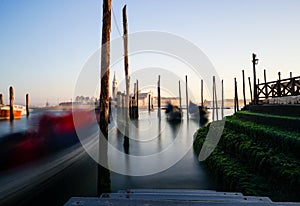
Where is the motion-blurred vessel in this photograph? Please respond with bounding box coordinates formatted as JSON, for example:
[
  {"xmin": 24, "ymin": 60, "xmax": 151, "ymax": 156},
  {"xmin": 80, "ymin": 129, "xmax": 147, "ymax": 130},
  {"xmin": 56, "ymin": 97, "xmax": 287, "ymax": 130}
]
[{"xmin": 0, "ymin": 105, "xmax": 26, "ymax": 120}]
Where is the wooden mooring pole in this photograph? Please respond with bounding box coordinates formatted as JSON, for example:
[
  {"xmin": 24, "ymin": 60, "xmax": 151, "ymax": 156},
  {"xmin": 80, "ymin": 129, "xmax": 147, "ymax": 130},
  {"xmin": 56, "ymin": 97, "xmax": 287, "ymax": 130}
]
[
  {"xmin": 242, "ymin": 70, "xmax": 246, "ymax": 107},
  {"xmin": 235, "ymin": 78, "xmax": 239, "ymax": 111},
  {"xmin": 98, "ymin": 0, "xmax": 112, "ymax": 195},
  {"xmin": 234, "ymin": 79, "xmax": 236, "ymax": 113},
  {"xmin": 148, "ymin": 94, "xmax": 151, "ymax": 112},
  {"xmin": 157, "ymin": 75, "xmax": 161, "ymax": 110},
  {"xmin": 252, "ymin": 53, "xmax": 258, "ymax": 104},
  {"xmin": 122, "ymin": 5, "xmax": 130, "ymax": 151},
  {"xmin": 0, "ymin": 93, "xmax": 3, "ymax": 105},
  {"xmin": 264, "ymin": 69, "xmax": 268, "ymax": 99},
  {"xmin": 26, "ymin": 93, "xmax": 30, "ymax": 117},
  {"xmin": 185, "ymin": 75, "xmax": 189, "ymax": 120},
  {"xmin": 136, "ymin": 79, "xmax": 139, "ymax": 118},
  {"xmin": 201, "ymin": 79, "xmax": 204, "ymax": 107},
  {"xmin": 277, "ymin": 72, "xmax": 281, "ymax": 97},
  {"xmin": 213, "ymin": 76, "xmax": 218, "ymax": 120},
  {"xmin": 9, "ymin": 86, "xmax": 14, "ymax": 121},
  {"xmin": 212, "ymin": 77, "xmax": 215, "ymax": 121},
  {"xmin": 179, "ymin": 80, "xmax": 182, "ymax": 109},
  {"xmin": 221, "ymin": 79, "xmax": 224, "ymax": 118},
  {"xmin": 248, "ymin": 77, "xmax": 253, "ymax": 102},
  {"xmin": 133, "ymin": 82, "xmax": 137, "ymax": 106}
]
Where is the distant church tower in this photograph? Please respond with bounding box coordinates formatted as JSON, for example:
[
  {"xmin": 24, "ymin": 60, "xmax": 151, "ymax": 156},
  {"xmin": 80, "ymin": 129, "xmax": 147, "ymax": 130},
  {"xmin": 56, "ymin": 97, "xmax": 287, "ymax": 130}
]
[{"xmin": 112, "ymin": 71, "xmax": 118, "ymax": 100}]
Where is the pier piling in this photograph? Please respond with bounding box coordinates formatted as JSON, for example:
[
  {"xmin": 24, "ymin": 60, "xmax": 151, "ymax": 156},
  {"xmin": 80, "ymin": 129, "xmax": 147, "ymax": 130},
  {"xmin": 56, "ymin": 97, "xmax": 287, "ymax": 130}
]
[
  {"xmin": 264, "ymin": 69, "xmax": 268, "ymax": 99},
  {"xmin": 26, "ymin": 93, "xmax": 30, "ymax": 117},
  {"xmin": 122, "ymin": 5, "xmax": 130, "ymax": 152},
  {"xmin": 157, "ymin": 75, "xmax": 161, "ymax": 109},
  {"xmin": 248, "ymin": 77, "xmax": 253, "ymax": 102},
  {"xmin": 185, "ymin": 75, "xmax": 189, "ymax": 120},
  {"xmin": 136, "ymin": 79, "xmax": 139, "ymax": 118},
  {"xmin": 212, "ymin": 77, "xmax": 215, "ymax": 121},
  {"xmin": 234, "ymin": 78, "xmax": 239, "ymax": 113},
  {"xmin": 236, "ymin": 78, "xmax": 239, "ymax": 111},
  {"xmin": 179, "ymin": 80, "xmax": 182, "ymax": 109},
  {"xmin": 242, "ymin": 70, "xmax": 246, "ymax": 107},
  {"xmin": 277, "ymin": 72, "xmax": 282, "ymax": 97},
  {"xmin": 98, "ymin": 0, "xmax": 112, "ymax": 195},
  {"xmin": 252, "ymin": 53, "xmax": 258, "ymax": 104},
  {"xmin": 0, "ymin": 93, "xmax": 3, "ymax": 105},
  {"xmin": 221, "ymin": 79, "xmax": 224, "ymax": 118},
  {"xmin": 213, "ymin": 76, "xmax": 218, "ymax": 120},
  {"xmin": 9, "ymin": 86, "xmax": 14, "ymax": 121},
  {"xmin": 201, "ymin": 79, "xmax": 204, "ymax": 107},
  {"xmin": 148, "ymin": 94, "xmax": 151, "ymax": 112}
]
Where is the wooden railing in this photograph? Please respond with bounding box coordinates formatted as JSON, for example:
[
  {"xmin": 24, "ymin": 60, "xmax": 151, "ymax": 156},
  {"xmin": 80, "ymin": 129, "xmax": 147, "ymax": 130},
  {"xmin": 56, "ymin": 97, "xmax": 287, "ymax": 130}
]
[{"xmin": 257, "ymin": 76, "xmax": 300, "ymax": 100}]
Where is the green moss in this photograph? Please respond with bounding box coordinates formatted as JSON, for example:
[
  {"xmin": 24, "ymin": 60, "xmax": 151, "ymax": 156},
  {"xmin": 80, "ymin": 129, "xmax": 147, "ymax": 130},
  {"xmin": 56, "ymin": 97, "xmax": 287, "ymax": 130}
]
[{"xmin": 193, "ymin": 116, "xmax": 300, "ymax": 202}]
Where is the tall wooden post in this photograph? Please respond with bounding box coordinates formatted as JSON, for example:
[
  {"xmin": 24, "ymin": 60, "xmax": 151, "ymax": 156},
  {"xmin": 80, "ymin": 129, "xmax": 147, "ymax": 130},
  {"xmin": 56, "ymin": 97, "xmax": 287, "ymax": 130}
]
[
  {"xmin": 178, "ymin": 80, "xmax": 182, "ymax": 109},
  {"xmin": 123, "ymin": 5, "xmax": 130, "ymax": 112},
  {"xmin": 9, "ymin": 86, "xmax": 14, "ymax": 121},
  {"xmin": 252, "ymin": 53, "xmax": 258, "ymax": 104},
  {"xmin": 133, "ymin": 83, "xmax": 137, "ymax": 106},
  {"xmin": 136, "ymin": 79, "xmax": 139, "ymax": 118},
  {"xmin": 26, "ymin": 93, "xmax": 30, "ymax": 117},
  {"xmin": 235, "ymin": 78, "xmax": 239, "ymax": 111},
  {"xmin": 234, "ymin": 78, "xmax": 236, "ymax": 113},
  {"xmin": 277, "ymin": 72, "xmax": 281, "ymax": 97},
  {"xmin": 201, "ymin": 79, "xmax": 204, "ymax": 107},
  {"xmin": 290, "ymin": 72, "xmax": 293, "ymax": 78},
  {"xmin": 157, "ymin": 75, "xmax": 161, "ymax": 109},
  {"xmin": 148, "ymin": 94, "xmax": 151, "ymax": 112},
  {"xmin": 98, "ymin": 0, "xmax": 112, "ymax": 195},
  {"xmin": 221, "ymin": 79, "xmax": 224, "ymax": 118},
  {"xmin": 185, "ymin": 75, "xmax": 189, "ymax": 119},
  {"xmin": 212, "ymin": 77, "xmax": 215, "ymax": 121},
  {"xmin": 264, "ymin": 69, "xmax": 268, "ymax": 99},
  {"xmin": 242, "ymin": 70, "xmax": 246, "ymax": 107},
  {"xmin": 122, "ymin": 5, "xmax": 130, "ymax": 151},
  {"xmin": 213, "ymin": 76, "xmax": 218, "ymax": 120},
  {"xmin": 0, "ymin": 93, "xmax": 3, "ymax": 105},
  {"xmin": 248, "ymin": 77, "xmax": 253, "ymax": 102}
]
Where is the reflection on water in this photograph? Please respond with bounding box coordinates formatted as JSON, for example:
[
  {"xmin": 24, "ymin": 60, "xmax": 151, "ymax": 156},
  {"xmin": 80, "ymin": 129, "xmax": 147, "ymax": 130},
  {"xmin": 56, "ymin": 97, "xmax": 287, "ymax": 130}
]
[
  {"xmin": 0, "ymin": 107, "xmax": 234, "ymax": 205},
  {"xmin": 0, "ymin": 108, "xmax": 70, "ymax": 138},
  {"xmin": 107, "ymin": 108, "xmax": 228, "ymax": 191}
]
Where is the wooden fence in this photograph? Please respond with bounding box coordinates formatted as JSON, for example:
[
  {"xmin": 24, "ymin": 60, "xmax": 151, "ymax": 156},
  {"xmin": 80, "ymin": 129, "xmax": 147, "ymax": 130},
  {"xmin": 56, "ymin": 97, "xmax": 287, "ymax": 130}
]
[{"xmin": 257, "ymin": 76, "xmax": 300, "ymax": 100}]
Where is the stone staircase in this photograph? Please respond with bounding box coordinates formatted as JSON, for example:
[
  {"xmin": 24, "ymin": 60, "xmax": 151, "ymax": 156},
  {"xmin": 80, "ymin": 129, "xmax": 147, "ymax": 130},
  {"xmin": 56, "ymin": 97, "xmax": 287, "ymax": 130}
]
[{"xmin": 64, "ymin": 189, "xmax": 299, "ymax": 205}]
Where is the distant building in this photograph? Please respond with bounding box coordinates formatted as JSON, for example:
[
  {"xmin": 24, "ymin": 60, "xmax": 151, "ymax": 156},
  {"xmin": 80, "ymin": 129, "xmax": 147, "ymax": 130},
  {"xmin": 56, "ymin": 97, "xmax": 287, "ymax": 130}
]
[
  {"xmin": 134, "ymin": 91, "xmax": 153, "ymax": 108},
  {"xmin": 112, "ymin": 72, "xmax": 118, "ymax": 100},
  {"xmin": 136, "ymin": 91, "xmax": 179, "ymax": 108},
  {"xmin": 203, "ymin": 99, "xmax": 251, "ymax": 108}
]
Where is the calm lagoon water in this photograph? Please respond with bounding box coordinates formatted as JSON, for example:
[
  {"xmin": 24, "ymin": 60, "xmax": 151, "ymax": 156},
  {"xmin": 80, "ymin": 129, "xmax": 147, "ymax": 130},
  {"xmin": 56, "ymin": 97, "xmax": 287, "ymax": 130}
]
[{"xmin": 0, "ymin": 107, "xmax": 234, "ymax": 205}]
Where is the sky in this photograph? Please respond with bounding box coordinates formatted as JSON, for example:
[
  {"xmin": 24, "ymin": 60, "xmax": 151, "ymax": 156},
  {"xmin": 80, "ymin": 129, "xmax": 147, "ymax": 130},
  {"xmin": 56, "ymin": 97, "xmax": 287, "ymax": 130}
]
[{"xmin": 0, "ymin": 0, "xmax": 300, "ymax": 106}]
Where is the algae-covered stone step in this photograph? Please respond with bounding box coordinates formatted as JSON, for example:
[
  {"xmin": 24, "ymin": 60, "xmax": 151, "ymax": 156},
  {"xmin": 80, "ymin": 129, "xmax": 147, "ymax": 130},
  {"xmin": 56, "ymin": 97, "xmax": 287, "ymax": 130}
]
[
  {"xmin": 65, "ymin": 197, "xmax": 299, "ymax": 206},
  {"xmin": 117, "ymin": 189, "xmax": 243, "ymax": 196},
  {"xmin": 102, "ymin": 193, "xmax": 272, "ymax": 203}
]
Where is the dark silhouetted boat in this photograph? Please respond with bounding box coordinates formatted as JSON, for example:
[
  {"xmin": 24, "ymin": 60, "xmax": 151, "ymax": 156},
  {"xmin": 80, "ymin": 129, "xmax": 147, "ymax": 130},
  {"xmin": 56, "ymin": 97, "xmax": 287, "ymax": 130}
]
[
  {"xmin": 165, "ymin": 102, "xmax": 182, "ymax": 122},
  {"xmin": 188, "ymin": 101, "xmax": 208, "ymax": 121}
]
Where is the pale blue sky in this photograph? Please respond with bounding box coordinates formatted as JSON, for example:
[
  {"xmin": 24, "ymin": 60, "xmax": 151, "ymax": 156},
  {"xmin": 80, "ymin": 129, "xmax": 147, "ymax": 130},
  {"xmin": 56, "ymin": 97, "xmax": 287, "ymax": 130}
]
[{"xmin": 1, "ymin": 0, "xmax": 300, "ymax": 105}]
